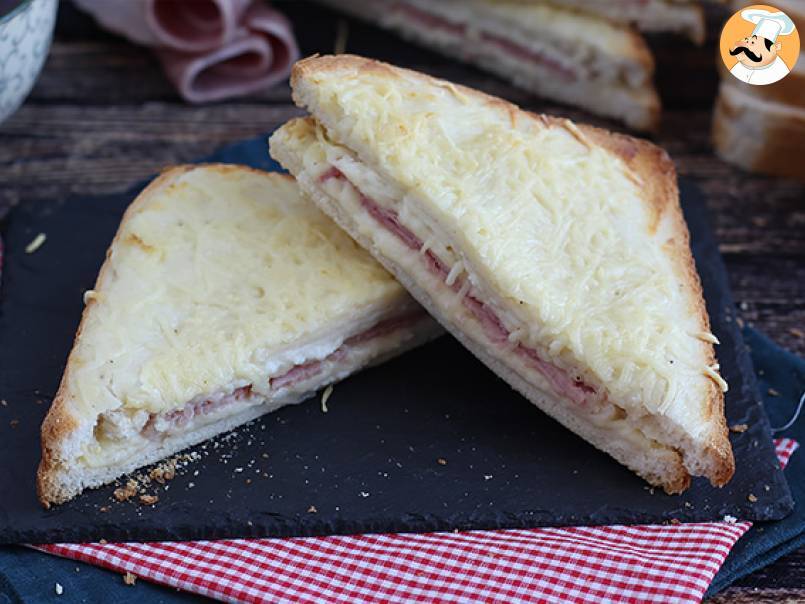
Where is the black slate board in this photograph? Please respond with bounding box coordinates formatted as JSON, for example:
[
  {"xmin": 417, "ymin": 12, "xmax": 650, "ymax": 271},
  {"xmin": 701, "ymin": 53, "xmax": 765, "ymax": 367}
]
[{"xmin": 0, "ymin": 135, "xmax": 793, "ymax": 544}]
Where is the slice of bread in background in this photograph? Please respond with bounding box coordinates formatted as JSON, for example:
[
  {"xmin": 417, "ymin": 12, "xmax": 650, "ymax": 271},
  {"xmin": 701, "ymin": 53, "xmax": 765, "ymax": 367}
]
[
  {"xmin": 713, "ymin": 82, "xmax": 805, "ymax": 182},
  {"xmin": 516, "ymin": 0, "xmax": 706, "ymax": 44},
  {"xmin": 315, "ymin": 0, "xmax": 660, "ymax": 131}
]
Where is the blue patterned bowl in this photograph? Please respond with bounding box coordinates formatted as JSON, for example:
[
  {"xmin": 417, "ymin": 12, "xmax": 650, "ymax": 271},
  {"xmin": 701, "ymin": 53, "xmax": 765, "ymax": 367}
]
[{"xmin": 0, "ymin": 0, "xmax": 58, "ymax": 123}]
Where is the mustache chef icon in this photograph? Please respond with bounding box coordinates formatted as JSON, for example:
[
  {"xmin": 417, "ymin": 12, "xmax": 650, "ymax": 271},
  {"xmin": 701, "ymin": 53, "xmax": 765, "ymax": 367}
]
[{"xmin": 729, "ymin": 8, "xmax": 795, "ymax": 85}]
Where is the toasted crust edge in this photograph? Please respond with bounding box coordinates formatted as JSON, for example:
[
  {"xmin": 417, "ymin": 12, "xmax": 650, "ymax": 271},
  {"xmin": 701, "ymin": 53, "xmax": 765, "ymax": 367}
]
[
  {"xmin": 287, "ymin": 54, "xmax": 734, "ymax": 488},
  {"xmin": 37, "ymin": 165, "xmax": 295, "ymax": 506}
]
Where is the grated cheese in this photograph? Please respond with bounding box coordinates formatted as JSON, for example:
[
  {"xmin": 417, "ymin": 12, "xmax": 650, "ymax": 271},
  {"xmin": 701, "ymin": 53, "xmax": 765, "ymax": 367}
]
[
  {"xmin": 25, "ymin": 232, "xmax": 46, "ymax": 254},
  {"xmin": 321, "ymin": 384, "xmax": 334, "ymax": 412},
  {"xmin": 63, "ymin": 168, "xmax": 404, "ymax": 418},
  {"xmin": 276, "ymin": 64, "xmax": 726, "ymax": 432}
]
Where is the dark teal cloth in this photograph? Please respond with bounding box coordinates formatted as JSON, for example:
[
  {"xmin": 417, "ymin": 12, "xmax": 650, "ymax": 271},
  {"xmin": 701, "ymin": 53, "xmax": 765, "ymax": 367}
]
[
  {"xmin": 705, "ymin": 327, "xmax": 805, "ymax": 596},
  {"xmin": 1, "ymin": 135, "xmax": 801, "ymax": 601}
]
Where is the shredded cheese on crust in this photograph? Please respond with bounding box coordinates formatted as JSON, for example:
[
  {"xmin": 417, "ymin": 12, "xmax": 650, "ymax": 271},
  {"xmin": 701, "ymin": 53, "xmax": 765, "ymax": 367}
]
[
  {"xmin": 64, "ymin": 167, "xmax": 404, "ymax": 416},
  {"xmin": 276, "ymin": 62, "xmax": 726, "ymax": 436}
]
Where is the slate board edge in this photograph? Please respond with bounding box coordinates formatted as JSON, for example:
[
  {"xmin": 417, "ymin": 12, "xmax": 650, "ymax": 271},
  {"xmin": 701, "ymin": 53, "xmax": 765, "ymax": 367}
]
[
  {"xmin": 0, "ymin": 135, "xmax": 793, "ymax": 544},
  {"xmin": 679, "ymin": 180, "xmax": 793, "ymax": 516}
]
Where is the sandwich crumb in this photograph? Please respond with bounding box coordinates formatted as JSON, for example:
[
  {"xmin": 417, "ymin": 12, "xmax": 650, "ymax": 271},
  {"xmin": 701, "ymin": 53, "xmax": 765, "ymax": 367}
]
[
  {"xmin": 437, "ymin": 458, "xmax": 447, "ymax": 466},
  {"xmin": 99, "ymin": 506, "xmax": 110, "ymax": 513},
  {"xmin": 307, "ymin": 505, "xmax": 317, "ymax": 514},
  {"xmin": 730, "ymin": 423, "xmax": 749, "ymax": 433},
  {"xmin": 261, "ymin": 453, "xmax": 269, "ymax": 459},
  {"xmin": 83, "ymin": 290, "xmax": 100, "ymax": 305},
  {"xmin": 723, "ymin": 515, "xmax": 737, "ymax": 524},
  {"xmin": 9, "ymin": 419, "xmax": 18, "ymax": 429},
  {"xmin": 113, "ymin": 479, "xmax": 139, "ymax": 502},
  {"xmin": 321, "ymin": 385, "xmax": 333, "ymax": 413},
  {"xmin": 669, "ymin": 518, "xmax": 680, "ymax": 525},
  {"xmin": 123, "ymin": 572, "xmax": 137, "ymax": 586},
  {"xmin": 768, "ymin": 388, "xmax": 780, "ymax": 397},
  {"xmin": 55, "ymin": 583, "xmax": 63, "ymax": 596},
  {"xmin": 748, "ymin": 493, "xmax": 758, "ymax": 503},
  {"xmin": 149, "ymin": 460, "xmax": 177, "ymax": 484},
  {"xmin": 139, "ymin": 494, "xmax": 159, "ymax": 506},
  {"xmin": 790, "ymin": 328, "xmax": 804, "ymax": 339},
  {"xmin": 25, "ymin": 233, "xmax": 46, "ymax": 254},
  {"xmin": 99, "ymin": 539, "xmax": 108, "ymax": 544}
]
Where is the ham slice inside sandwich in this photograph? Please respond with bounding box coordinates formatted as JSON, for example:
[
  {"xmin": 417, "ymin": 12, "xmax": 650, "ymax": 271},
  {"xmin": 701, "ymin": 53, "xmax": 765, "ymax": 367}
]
[{"xmin": 320, "ymin": 166, "xmax": 598, "ymax": 410}]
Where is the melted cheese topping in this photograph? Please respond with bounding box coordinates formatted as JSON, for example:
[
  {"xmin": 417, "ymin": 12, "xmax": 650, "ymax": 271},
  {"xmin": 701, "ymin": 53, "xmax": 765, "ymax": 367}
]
[
  {"xmin": 280, "ymin": 63, "xmax": 724, "ymax": 426},
  {"xmin": 65, "ymin": 167, "xmax": 404, "ymax": 416},
  {"xmin": 457, "ymin": 0, "xmax": 641, "ymax": 57}
]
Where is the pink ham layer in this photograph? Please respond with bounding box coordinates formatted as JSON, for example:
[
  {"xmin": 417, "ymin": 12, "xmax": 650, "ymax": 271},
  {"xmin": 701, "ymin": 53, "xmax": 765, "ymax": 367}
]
[
  {"xmin": 142, "ymin": 310, "xmax": 427, "ymax": 438},
  {"xmin": 71, "ymin": 0, "xmax": 299, "ymax": 104},
  {"xmin": 392, "ymin": 3, "xmax": 577, "ymax": 82},
  {"xmin": 319, "ymin": 166, "xmax": 597, "ymax": 408}
]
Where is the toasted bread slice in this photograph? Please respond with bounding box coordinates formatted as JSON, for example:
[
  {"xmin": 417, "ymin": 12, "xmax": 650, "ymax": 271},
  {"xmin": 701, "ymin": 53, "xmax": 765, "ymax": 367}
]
[
  {"xmin": 512, "ymin": 0, "xmax": 706, "ymax": 44},
  {"xmin": 38, "ymin": 164, "xmax": 441, "ymax": 506},
  {"xmin": 316, "ymin": 0, "xmax": 660, "ymax": 131},
  {"xmin": 270, "ymin": 55, "xmax": 734, "ymax": 493},
  {"xmin": 713, "ymin": 82, "xmax": 805, "ymax": 182}
]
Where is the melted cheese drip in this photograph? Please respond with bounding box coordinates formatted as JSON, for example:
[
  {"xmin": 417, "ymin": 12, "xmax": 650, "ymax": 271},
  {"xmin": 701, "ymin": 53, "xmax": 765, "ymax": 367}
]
[
  {"xmin": 280, "ymin": 65, "xmax": 724, "ymax": 423},
  {"xmin": 66, "ymin": 168, "xmax": 403, "ymax": 416}
]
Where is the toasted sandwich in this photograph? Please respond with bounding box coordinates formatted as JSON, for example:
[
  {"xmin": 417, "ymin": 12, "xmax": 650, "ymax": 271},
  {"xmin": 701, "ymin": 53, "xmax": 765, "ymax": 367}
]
[
  {"xmin": 316, "ymin": 0, "xmax": 660, "ymax": 131},
  {"xmin": 38, "ymin": 164, "xmax": 441, "ymax": 505},
  {"xmin": 515, "ymin": 0, "xmax": 706, "ymax": 44},
  {"xmin": 270, "ymin": 55, "xmax": 734, "ymax": 494},
  {"xmin": 713, "ymin": 82, "xmax": 805, "ymax": 182}
]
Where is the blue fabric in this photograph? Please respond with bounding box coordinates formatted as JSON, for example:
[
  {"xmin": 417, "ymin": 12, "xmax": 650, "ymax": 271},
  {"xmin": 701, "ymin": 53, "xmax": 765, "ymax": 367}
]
[
  {"xmin": 706, "ymin": 327, "xmax": 805, "ymax": 596},
  {"xmin": 0, "ymin": 134, "xmax": 801, "ymax": 601}
]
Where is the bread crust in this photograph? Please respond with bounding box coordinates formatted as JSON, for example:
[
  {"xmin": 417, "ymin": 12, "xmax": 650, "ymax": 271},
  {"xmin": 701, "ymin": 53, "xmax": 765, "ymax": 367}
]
[
  {"xmin": 287, "ymin": 54, "xmax": 734, "ymax": 488},
  {"xmin": 713, "ymin": 82, "xmax": 805, "ymax": 183},
  {"xmin": 37, "ymin": 166, "xmax": 298, "ymax": 506}
]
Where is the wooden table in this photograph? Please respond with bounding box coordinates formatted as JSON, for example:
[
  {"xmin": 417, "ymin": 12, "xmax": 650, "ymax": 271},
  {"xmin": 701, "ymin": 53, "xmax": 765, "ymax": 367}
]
[{"xmin": 1, "ymin": 2, "xmax": 802, "ymax": 601}]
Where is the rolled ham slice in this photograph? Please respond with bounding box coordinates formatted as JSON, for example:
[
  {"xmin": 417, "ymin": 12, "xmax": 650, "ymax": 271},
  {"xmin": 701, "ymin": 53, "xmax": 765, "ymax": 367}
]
[
  {"xmin": 71, "ymin": 0, "xmax": 298, "ymax": 103},
  {"xmin": 158, "ymin": 5, "xmax": 298, "ymax": 103},
  {"xmin": 147, "ymin": 0, "xmax": 252, "ymax": 52}
]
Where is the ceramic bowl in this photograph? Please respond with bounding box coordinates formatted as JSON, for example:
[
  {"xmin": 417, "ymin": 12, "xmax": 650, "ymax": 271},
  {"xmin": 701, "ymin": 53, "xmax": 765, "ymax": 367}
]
[{"xmin": 0, "ymin": 0, "xmax": 58, "ymax": 123}]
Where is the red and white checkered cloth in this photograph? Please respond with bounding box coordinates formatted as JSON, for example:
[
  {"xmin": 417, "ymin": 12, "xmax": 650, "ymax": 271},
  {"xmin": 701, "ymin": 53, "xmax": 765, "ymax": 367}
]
[
  {"xmin": 3, "ymin": 228, "xmax": 798, "ymax": 602},
  {"xmin": 34, "ymin": 439, "xmax": 797, "ymax": 604}
]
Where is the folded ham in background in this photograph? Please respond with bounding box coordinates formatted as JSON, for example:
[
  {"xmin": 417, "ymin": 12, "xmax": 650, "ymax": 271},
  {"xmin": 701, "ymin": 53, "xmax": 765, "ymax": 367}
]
[{"xmin": 72, "ymin": 0, "xmax": 299, "ymax": 103}]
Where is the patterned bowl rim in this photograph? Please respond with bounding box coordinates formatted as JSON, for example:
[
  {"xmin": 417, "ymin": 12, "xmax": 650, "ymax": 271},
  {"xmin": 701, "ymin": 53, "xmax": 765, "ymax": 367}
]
[{"xmin": 0, "ymin": 0, "xmax": 34, "ymax": 26}]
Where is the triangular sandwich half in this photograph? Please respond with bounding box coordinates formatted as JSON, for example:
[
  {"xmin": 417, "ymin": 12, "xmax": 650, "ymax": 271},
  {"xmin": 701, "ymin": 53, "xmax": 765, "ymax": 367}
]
[
  {"xmin": 38, "ymin": 164, "xmax": 441, "ymax": 506},
  {"xmin": 512, "ymin": 0, "xmax": 706, "ymax": 44},
  {"xmin": 315, "ymin": 0, "xmax": 660, "ymax": 131},
  {"xmin": 270, "ymin": 55, "xmax": 734, "ymax": 494}
]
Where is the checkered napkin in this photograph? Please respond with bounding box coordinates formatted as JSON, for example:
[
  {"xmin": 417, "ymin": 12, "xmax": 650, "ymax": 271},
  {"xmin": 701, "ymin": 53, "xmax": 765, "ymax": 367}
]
[{"xmin": 32, "ymin": 439, "xmax": 797, "ymax": 604}]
